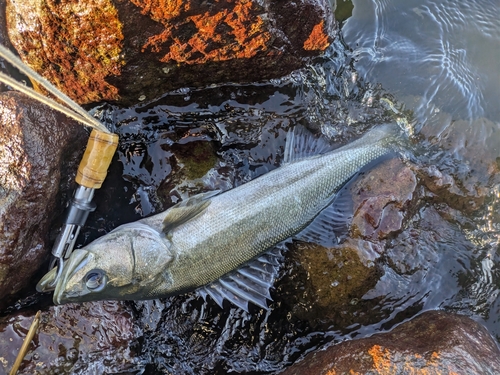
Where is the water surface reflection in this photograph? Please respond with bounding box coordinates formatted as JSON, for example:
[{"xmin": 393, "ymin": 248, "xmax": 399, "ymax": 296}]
[{"xmin": 342, "ymin": 0, "xmax": 500, "ymax": 122}]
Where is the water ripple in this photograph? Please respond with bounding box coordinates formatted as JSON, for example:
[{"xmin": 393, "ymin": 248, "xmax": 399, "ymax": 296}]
[{"xmin": 343, "ymin": 0, "xmax": 500, "ymax": 121}]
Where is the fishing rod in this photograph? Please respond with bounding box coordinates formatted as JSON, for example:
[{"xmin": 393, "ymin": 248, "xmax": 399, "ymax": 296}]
[{"xmin": 0, "ymin": 44, "xmax": 118, "ymax": 289}]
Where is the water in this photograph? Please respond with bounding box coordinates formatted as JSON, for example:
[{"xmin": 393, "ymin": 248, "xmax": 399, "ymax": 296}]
[
  {"xmin": 82, "ymin": 39, "xmax": 407, "ymax": 373},
  {"xmin": 342, "ymin": 0, "xmax": 500, "ymax": 122},
  {"xmin": 84, "ymin": 44, "xmax": 499, "ymax": 375},
  {"xmin": 4, "ymin": 1, "xmax": 500, "ymax": 373},
  {"xmin": 341, "ymin": 0, "xmax": 500, "ymax": 340}
]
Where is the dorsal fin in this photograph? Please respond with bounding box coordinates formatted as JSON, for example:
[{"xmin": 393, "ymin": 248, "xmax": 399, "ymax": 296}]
[
  {"xmin": 197, "ymin": 246, "xmax": 284, "ymax": 311},
  {"xmin": 283, "ymin": 126, "xmax": 334, "ymax": 163},
  {"xmin": 162, "ymin": 190, "xmax": 220, "ymax": 234}
]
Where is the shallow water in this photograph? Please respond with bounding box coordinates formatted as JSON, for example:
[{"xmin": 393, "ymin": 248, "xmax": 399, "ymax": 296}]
[
  {"xmin": 4, "ymin": 1, "xmax": 500, "ymax": 373},
  {"xmin": 342, "ymin": 0, "xmax": 500, "ymax": 341},
  {"xmin": 81, "ymin": 35, "xmax": 500, "ymax": 375},
  {"xmin": 82, "ymin": 38, "xmax": 406, "ymax": 373}
]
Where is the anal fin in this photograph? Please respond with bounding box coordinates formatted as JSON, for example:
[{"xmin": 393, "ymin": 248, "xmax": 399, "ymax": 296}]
[{"xmin": 197, "ymin": 247, "xmax": 283, "ymax": 311}]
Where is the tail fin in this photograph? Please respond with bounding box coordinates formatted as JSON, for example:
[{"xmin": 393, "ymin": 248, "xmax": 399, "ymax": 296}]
[{"xmin": 343, "ymin": 123, "xmax": 404, "ymax": 150}]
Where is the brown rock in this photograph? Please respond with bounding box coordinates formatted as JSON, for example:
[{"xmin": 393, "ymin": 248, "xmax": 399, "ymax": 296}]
[
  {"xmin": 351, "ymin": 157, "xmax": 417, "ymax": 241},
  {"xmin": 417, "ymin": 164, "xmax": 486, "ymax": 213},
  {"xmin": 0, "ymin": 91, "xmax": 86, "ymax": 306},
  {"xmin": 281, "ymin": 310, "xmax": 500, "ymax": 375},
  {"xmin": 283, "ymin": 240, "xmax": 383, "ymax": 326},
  {"xmin": 418, "ymin": 117, "xmax": 500, "ymax": 213},
  {"xmin": 0, "ymin": 301, "xmax": 141, "ymax": 374},
  {"xmin": 0, "ymin": 0, "xmax": 7, "ymax": 47},
  {"xmin": 0, "ymin": 0, "xmax": 15, "ymax": 93},
  {"xmin": 6, "ymin": 0, "xmax": 335, "ymax": 106}
]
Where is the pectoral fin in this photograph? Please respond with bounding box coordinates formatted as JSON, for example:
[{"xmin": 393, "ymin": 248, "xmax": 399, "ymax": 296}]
[
  {"xmin": 197, "ymin": 247, "xmax": 283, "ymax": 311},
  {"xmin": 162, "ymin": 190, "xmax": 220, "ymax": 234}
]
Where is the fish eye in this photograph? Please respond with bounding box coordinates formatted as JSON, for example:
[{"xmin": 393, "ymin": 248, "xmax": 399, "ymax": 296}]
[{"xmin": 85, "ymin": 270, "xmax": 107, "ymax": 291}]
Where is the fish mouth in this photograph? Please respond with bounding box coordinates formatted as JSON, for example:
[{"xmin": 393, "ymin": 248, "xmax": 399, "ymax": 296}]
[
  {"xmin": 36, "ymin": 267, "xmax": 58, "ymax": 293},
  {"xmin": 53, "ymin": 249, "xmax": 92, "ymax": 305}
]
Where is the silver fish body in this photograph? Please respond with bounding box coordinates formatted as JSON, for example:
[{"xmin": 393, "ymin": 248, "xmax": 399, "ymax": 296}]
[{"xmin": 38, "ymin": 124, "xmax": 402, "ymax": 306}]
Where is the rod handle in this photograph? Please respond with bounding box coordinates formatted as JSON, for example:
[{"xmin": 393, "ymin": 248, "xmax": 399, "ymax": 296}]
[{"xmin": 75, "ymin": 130, "xmax": 119, "ymax": 189}]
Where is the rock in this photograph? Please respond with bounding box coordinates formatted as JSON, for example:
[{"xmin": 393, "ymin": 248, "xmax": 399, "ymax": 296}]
[
  {"xmin": 0, "ymin": 301, "xmax": 142, "ymax": 374},
  {"xmin": 281, "ymin": 310, "xmax": 500, "ymax": 375},
  {"xmin": 350, "ymin": 158, "xmax": 417, "ymax": 241},
  {"xmin": 0, "ymin": 91, "xmax": 86, "ymax": 307},
  {"xmin": 6, "ymin": 0, "xmax": 335, "ymax": 106},
  {"xmin": 0, "ymin": 0, "xmax": 17, "ymax": 93},
  {"xmin": 277, "ymin": 157, "xmax": 417, "ymax": 326},
  {"xmin": 418, "ymin": 117, "xmax": 500, "ymax": 214},
  {"xmin": 417, "ymin": 164, "xmax": 486, "ymax": 213},
  {"xmin": 280, "ymin": 240, "xmax": 383, "ymax": 326},
  {"xmin": 155, "ymin": 140, "xmax": 218, "ymax": 209},
  {"xmin": 171, "ymin": 141, "xmax": 218, "ymax": 180},
  {"xmin": 0, "ymin": 0, "xmax": 8, "ymax": 47}
]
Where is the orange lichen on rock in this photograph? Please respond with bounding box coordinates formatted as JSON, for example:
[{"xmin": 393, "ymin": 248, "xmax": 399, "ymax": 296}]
[
  {"xmin": 6, "ymin": 0, "xmax": 124, "ymax": 104},
  {"xmin": 130, "ymin": 0, "xmax": 271, "ymax": 64},
  {"xmin": 366, "ymin": 345, "xmax": 462, "ymax": 374},
  {"xmin": 135, "ymin": 0, "xmax": 188, "ymax": 20},
  {"xmin": 303, "ymin": 20, "xmax": 330, "ymax": 51},
  {"xmin": 368, "ymin": 345, "xmax": 393, "ymax": 374}
]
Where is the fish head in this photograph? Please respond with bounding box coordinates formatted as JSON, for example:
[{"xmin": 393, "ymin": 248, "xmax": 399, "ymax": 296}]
[{"xmin": 46, "ymin": 223, "xmax": 174, "ymax": 304}]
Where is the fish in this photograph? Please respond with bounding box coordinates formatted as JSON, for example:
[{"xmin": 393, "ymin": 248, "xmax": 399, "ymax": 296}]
[{"xmin": 37, "ymin": 123, "xmax": 403, "ymax": 310}]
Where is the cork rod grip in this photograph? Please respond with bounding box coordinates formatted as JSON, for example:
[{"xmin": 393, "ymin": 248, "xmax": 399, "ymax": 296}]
[{"xmin": 75, "ymin": 130, "xmax": 119, "ymax": 189}]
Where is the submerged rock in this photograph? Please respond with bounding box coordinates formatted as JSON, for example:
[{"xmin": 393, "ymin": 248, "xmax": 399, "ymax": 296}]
[
  {"xmin": 0, "ymin": 301, "xmax": 142, "ymax": 374},
  {"xmin": 6, "ymin": 0, "xmax": 335, "ymax": 106},
  {"xmin": 281, "ymin": 310, "xmax": 500, "ymax": 374},
  {"xmin": 0, "ymin": 91, "xmax": 86, "ymax": 307},
  {"xmin": 350, "ymin": 158, "xmax": 417, "ymax": 241},
  {"xmin": 277, "ymin": 157, "xmax": 417, "ymax": 326},
  {"xmin": 280, "ymin": 240, "xmax": 383, "ymax": 326},
  {"xmin": 418, "ymin": 116, "xmax": 500, "ymax": 214}
]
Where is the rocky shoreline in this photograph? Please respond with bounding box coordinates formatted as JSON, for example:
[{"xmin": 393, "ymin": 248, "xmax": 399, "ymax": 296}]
[{"xmin": 1, "ymin": 0, "xmax": 499, "ymax": 374}]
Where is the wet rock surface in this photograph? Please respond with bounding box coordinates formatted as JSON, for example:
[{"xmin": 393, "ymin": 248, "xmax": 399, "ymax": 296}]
[
  {"xmin": 0, "ymin": 301, "xmax": 141, "ymax": 374},
  {"xmin": 417, "ymin": 116, "xmax": 500, "ymax": 214},
  {"xmin": 281, "ymin": 310, "xmax": 500, "ymax": 375},
  {"xmin": 6, "ymin": 0, "xmax": 335, "ymax": 106},
  {"xmin": 0, "ymin": 0, "xmax": 18, "ymax": 93},
  {"xmin": 0, "ymin": 91, "xmax": 86, "ymax": 307},
  {"xmin": 0, "ymin": 0, "xmax": 7, "ymax": 49},
  {"xmin": 279, "ymin": 241, "xmax": 384, "ymax": 326},
  {"xmin": 351, "ymin": 158, "xmax": 417, "ymax": 241}
]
